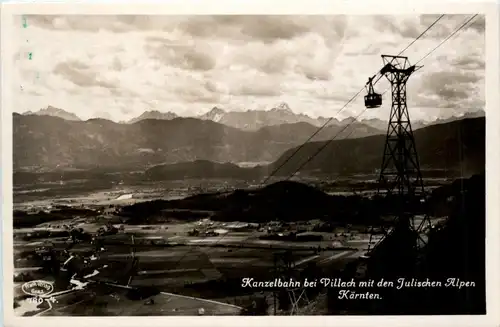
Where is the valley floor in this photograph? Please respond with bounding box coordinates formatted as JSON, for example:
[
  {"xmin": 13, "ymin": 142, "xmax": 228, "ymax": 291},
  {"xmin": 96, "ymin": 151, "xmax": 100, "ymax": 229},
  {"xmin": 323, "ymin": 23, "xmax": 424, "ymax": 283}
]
[{"xmin": 9, "ymin": 177, "xmax": 466, "ymax": 316}]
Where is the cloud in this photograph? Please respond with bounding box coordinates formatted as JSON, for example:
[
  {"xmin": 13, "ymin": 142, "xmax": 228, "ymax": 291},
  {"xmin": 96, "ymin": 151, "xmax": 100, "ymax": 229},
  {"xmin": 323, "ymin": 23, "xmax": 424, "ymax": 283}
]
[
  {"xmin": 25, "ymin": 15, "xmax": 350, "ymax": 48},
  {"xmin": 13, "ymin": 14, "xmax": 485, "ymax": 122},
  {"xmin": 145, "ymin": 40, "xmax": 217, "ymax": 71},
  {"xmin": 233, "ymin": 82, "xmax": 282, "ymax": 97},
  {"xmin": 453, "ymin": 55, "xmax": 485, "ymax": 70},
  {"xmin": 25, "ymin": 15, "xmax": 126, "ymax": 32},
  {"xmin": 177, "ymin": 16, "xmax": 312, "ymax": 42},
  {"xmin": 416, "ymin": 70, "xmax": 483, "ymax": 108},
  {"xmin": 111, "ymin": 57, "xmax": 124, "ymax": 71},
  {"xmin": 418, "ymin": 14, "xmax": 485, "ymax": 39},
  {"xmin": 374, "ymin": 16, "xmax": 422, "ymax": 39},
  {"xmin": 53, "ymin": 61, "xmax": 117, "ymax": 89},
  {"xmin": 467, "ymin": 15, "xmax": 486, "ymax": 33},
  {"xmin": 176, "ymin": 86, "xmax": 220, "ymax": 103}
]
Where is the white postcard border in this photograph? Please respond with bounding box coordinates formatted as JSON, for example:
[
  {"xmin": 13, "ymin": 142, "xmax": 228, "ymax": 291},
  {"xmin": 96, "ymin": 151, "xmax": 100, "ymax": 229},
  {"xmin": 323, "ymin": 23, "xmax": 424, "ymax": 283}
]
[{"xmin": 1, "ymin": 1, "xmax": 499, "ymax": 327}]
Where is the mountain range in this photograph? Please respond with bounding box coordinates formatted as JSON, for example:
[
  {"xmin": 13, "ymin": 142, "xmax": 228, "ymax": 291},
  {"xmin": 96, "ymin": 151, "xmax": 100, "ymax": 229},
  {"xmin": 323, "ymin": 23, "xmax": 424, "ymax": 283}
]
[
  {"xmin": 13, "ymin": 109, "xmax": 485, "ymax": 186},
  {"xmin": 13, "ymin": 114, "xmax": 383, "ymax": 171},
  {"xmin": 268, "ymin": 116, "xmax": 485, "ymax": 178},
  {"xmin": 196, "ymin": 103, "xmax": 344, "ymax": 130},
  {"xmin": 127, "ymin": 110, "xmax": 179, "ymax": 124},
  {"xmin": 19, "ymin": 104, "xmax": 485, "ymax": 132},
  {"xmin": 143, "ymin": 117, "xmax": 485, "ymax": 182},
  {"xmin": 23, "ymin": 106, "xmax": 82, "ymax": 121}
]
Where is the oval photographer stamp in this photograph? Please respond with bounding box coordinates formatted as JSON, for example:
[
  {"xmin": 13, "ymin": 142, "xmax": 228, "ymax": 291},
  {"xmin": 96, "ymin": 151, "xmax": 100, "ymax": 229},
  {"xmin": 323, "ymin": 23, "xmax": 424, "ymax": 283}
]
[{"xmin": 21, "ymin": 280, "xmax": 54, "ymax": 297}]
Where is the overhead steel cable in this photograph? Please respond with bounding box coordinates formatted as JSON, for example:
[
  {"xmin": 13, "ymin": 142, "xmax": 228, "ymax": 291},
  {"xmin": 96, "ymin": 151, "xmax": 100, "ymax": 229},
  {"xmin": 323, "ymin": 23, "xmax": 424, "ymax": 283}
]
[
  {"xmin": 396, "ymin": 14, "xmax": 445, "ymax": 56},
  {"xmin": 261, "ymin": 88, "xmax": 364, "ymax": 184},
  {"xmin": 286, "ymin": 14, "xmax": 478, "ymax": 180},
  {"xmin": 381, "ymin": 13, "xmax": 478, "ymax": 98},
  {"xmin": 415, "ymin": 14, "xmax": 478, "ymax": 65},
  {"xmin": 172, "ymin": 15, "xmax": 477, "ymax": 272},
  {"xmin": 285, "ymin": 107, "xmax": 369, "ymax": 180},
  {"xmin": 261, "ymin": 14, "xmax": 446, "ymax": 184}
]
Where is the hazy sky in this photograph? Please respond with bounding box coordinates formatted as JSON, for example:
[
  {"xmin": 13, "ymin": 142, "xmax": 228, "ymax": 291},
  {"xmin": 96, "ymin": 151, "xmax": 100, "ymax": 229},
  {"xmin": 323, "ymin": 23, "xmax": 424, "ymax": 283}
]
[{"xmin": 13, "ymin": 14, "xmax": 485, "ymax": 122}]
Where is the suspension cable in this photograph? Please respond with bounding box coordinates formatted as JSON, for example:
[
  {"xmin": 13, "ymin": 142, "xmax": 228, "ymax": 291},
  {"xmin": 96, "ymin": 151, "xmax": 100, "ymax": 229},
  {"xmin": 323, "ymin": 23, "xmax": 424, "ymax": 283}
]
[
  {"xmin": 170, "ymin": 14, "xmax": 481, "ymax": 271},
  {"xmin": 285, "ymin": 14, "xmax": 478, "ymax": 180},
  {"xmin": 262, "ymin": 14, "xmax": 446, "ymax": 184}
]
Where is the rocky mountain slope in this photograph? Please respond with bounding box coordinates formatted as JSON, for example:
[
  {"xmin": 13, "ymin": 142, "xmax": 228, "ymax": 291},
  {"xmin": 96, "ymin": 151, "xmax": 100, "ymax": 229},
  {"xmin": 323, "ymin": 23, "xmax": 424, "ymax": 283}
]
[{"xmin": 13, "ymin": 114, "xmax": 382, "ymax": 171}]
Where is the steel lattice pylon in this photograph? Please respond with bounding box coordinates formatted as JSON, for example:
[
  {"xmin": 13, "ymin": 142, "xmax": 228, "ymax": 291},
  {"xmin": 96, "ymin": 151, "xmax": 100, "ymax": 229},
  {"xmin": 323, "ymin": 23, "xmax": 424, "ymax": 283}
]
[
  {"xmin": 272, "ymin": 251, "xmax": 311, "ymax": 315},
  {"xmin": 365, "ymin": 55, "xmax": 432, "ymax": 261},
  {"xmin": 378, "ymin": 55, "xmax": 425, "ymax": 202}
]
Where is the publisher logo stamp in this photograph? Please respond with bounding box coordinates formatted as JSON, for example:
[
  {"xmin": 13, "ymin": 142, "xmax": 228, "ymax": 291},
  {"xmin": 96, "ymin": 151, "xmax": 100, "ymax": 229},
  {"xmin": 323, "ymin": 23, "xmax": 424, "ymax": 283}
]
[{"xmin": 21, "ymin": 280, "xmax": 54, "ymax": 297}]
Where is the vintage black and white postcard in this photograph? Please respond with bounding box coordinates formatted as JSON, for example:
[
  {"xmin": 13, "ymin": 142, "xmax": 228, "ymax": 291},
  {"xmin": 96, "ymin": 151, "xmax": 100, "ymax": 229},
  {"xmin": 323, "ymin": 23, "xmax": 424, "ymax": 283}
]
[{"xmin": 1, "ymin": 1, "xmax": 499, "ymax": 327}]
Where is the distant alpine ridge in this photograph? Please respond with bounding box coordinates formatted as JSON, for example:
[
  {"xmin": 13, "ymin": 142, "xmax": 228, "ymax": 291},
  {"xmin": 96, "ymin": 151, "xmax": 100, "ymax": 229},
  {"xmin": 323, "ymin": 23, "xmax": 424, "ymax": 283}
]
[
  {"xmin": 19, "ymin": 103, "xmax": 485, "ymax": 133},
  {"xmin": 13, "ymin": 114, "xmax": 484, "ymax": 183},
  {"xmin": 13, "ymin": 112, "xmax": 382, "ymax": 170},
  {"xmin": 23, "ymin": 105, "xmax": 82, "ymax": 121},
  {"xmin": 195, "ymin": 102, "xmax": 388, "ymax": 131},
  {"xmin": 196, "ymin": 102, "xmax": 334, "ymax": 130},
  {"xmin": 128, "ymin": 110, "xmax": 179, "ymax": 124}
]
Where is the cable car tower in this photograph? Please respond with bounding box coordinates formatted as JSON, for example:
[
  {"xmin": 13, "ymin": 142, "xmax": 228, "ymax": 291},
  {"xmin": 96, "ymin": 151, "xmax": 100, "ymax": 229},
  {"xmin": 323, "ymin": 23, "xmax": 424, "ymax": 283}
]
[
  {"xmin": 126, "ymin": 234, "xmax": 139, "ymax": 286},
  {"xmin": 362, "ymin": 55, "xmax": 431, "ymax": 274},
  {"xmin": 272, "ymin": 251, "xmax": 312, "ymax": 315},
  {"xmin": 371, "ymin": 55, "xmax": 426, "ymax": 200}
]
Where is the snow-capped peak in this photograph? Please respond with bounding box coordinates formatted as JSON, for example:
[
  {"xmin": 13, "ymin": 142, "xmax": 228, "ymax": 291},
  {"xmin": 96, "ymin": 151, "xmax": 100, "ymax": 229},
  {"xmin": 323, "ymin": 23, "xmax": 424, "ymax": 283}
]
[{"xmin": 271, "ymin": 102, "xmax": 293, "ymax": 113}]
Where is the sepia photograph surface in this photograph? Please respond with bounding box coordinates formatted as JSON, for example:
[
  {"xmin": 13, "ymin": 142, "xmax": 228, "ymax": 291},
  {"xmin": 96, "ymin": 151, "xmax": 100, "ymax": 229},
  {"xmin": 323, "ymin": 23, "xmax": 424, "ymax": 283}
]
[{"xmin": 2, "ymin": 1, "xmax": 499, "ymax": 327}]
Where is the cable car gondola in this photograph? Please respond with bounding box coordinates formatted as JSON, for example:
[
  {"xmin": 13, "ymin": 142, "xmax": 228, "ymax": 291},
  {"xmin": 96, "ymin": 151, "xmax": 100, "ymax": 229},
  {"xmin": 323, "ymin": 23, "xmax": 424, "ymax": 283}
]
[{"xmin": 364, "ymin": 77, "xmax": 382, "ymax": 109}]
